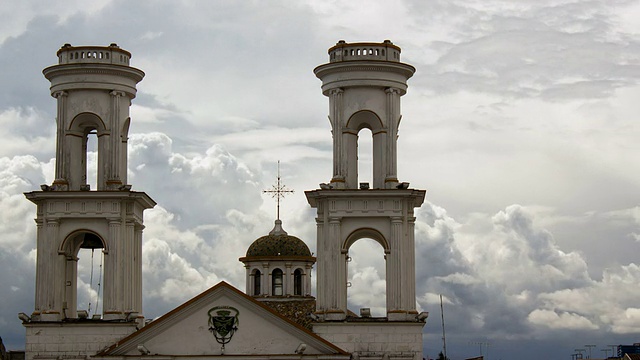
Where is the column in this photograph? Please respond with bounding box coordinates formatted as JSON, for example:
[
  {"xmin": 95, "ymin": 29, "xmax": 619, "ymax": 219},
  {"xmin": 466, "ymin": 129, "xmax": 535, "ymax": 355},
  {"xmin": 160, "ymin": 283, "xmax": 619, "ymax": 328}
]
[
  {"xmin": 329, "ymin": 88, "xmax": 344, "ymax": 186},
  {"xmin": 124, "ymin": 220, "xmax": 135, "ymax": 312},
  {"xmin": 387, "ymin": 216, "xmax": 403, "ymax": 318},
  {"xmin": 315, "ymin": 217, "xmax": 325, "ymax": 312},
  {"xmin": 285, "ymin": 263, "xmax": 292, "ymax": 295},
  {"xmin": 385, "ymin": 88, "xmax": 401, "ymax": 187},
  {"xmin": 64, "ymin": 255, "xmax": 78, "ymax": 318},
  {"xmin": 53, "ymin": 91, "xmax": 68, "ymax": 186},
  {"xmin": 405, "ymin": 216, "xmax": 417, "ymax": 312},
  {"xmin": 245, "ymin": 265, "xmax": 251, "ymax": 295},
  {"xmin": 120, "ymin": 118, "xmax": 130, "ymax": 185},
  {"xmin": 344, "ymin": 130, "xmax": 358, "ymax": 188},
  {"xmin": 305, "ymin": 264, "xmax": 313, "ymax": 296},
  {"xmin": 103, "ymin": 219, "xmax": 122, "ymax": 320},
  {"xmin": 133, "ymin": 224, "xmax": 144, "ymax": 313},
  {"xmin": 107, "ymin": 91, "xmax": 123, "ymax": 189},
  {"xmin": 261, "ymin": 262, "xmax": 269, "ymax": 296},
  {"xmin": 41, "ymin": 218, "xmax": 61, "ymax": 321},
  {"xmin": 327, "ymin": 217, "xmax": 345, "ymax": 320},
  {"xmin": 33, "ymin": 218, "xmax": 44, "ymax": 316}
]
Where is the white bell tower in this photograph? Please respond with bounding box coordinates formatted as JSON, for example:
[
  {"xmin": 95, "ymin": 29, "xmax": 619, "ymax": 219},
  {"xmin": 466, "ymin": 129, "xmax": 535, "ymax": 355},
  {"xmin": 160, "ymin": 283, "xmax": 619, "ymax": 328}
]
[
  {"xmin": 306, "ymin": 40, "xmax": 426, "ymax": 360},
  {"xmin": 22, "ymin": 43, "xmax": 155, "ymax": 360}
]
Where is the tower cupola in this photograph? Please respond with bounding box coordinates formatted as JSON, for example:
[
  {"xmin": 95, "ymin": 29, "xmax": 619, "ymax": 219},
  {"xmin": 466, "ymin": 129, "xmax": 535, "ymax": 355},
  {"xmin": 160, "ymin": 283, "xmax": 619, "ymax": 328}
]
[{"xmin": 314, "ymin": 40, "xmax": 415, "ymax": 190}]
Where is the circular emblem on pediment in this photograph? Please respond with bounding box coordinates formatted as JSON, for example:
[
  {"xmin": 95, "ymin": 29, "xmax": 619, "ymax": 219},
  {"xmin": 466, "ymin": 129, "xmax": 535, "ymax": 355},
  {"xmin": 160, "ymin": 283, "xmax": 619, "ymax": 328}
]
[{"xmin": 208, "ymin": 306, "xmax": 239, "ymax": 353}]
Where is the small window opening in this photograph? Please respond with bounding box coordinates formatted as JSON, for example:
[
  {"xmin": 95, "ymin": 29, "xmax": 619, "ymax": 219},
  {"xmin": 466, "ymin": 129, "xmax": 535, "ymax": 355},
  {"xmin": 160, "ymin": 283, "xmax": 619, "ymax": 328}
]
[
  {"xmin": 85, "ymin": 129, "xmax": 98, "ymax": 190},
  {"xmin": 253, "ymin": 270, "xmax": 261, "ymax": 296},
  {"xmin": 272, "ymin": 269, "xmax": 283, "ymax": 296},
  {"xmin": 357, "ymin": 128, "xmax": 373, "ymax": 186},
  {"xmin": 294, "ymin": 269, "xmax": 303, "ymax": 295}
]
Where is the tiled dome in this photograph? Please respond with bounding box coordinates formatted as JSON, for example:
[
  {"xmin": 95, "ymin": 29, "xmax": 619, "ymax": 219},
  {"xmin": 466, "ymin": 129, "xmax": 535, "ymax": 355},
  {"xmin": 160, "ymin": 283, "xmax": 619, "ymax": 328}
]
[{"xmin": 245, "ymin": 220, "xmax": 312, "ymax": 257}]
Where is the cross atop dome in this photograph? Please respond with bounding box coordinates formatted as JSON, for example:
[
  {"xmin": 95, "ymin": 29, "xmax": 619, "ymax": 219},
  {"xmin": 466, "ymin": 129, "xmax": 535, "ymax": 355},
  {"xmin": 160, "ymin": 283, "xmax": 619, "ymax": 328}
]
[{"xmin": 263, "ymin": 161, "xmax": 294, "ymax": 235}]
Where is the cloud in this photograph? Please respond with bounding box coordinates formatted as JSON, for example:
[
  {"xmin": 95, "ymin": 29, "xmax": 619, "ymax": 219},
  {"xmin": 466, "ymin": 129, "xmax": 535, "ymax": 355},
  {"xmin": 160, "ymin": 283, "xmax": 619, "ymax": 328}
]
[
  {"xmin": 0, "ymin": 108, "xmax": 54, "ymax": 158},
  {"xmin": 528, "ymin": 309, "xmax": 598, "ymax": 330},
  {"xmin": 127, "ymin": 132, "xmax": 263, "ymax": 228},
  {"xmin": 408, "ymin": 0, "xmax": 640, "ymax": 100}
]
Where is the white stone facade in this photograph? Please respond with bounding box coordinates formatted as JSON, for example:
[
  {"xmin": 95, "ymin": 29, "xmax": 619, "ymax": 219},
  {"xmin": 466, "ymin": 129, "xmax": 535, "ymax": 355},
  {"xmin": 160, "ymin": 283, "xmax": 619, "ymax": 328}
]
[
  {"xmin": 313, "ymin": 323, "xmax": 424, "ymax": 360},
  {"xmin": 24, "ymin": 322, "xmax": 137, "ymax": 360}
]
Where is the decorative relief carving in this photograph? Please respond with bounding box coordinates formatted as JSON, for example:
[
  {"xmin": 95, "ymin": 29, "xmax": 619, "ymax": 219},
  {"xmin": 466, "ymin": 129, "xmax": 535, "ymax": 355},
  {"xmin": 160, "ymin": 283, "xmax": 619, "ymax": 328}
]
[{"xmin": 208, "ymin": 306, "xmax": 239, "ymax": 353}]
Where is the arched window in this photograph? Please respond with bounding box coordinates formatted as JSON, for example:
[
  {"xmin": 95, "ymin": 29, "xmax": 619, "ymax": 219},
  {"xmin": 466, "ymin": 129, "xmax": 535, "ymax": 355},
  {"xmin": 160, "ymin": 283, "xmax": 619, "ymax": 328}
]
[
  {"xmin": 294, "ymin": 269, "xmax": 303, "ymax": 295},
  {"xmin": 272, "ymin": 268, "xmax": 283, "ymax": 296},
  {"xmin": 253, "ymin": 269, "xmax": 261, "ymax": 296}
]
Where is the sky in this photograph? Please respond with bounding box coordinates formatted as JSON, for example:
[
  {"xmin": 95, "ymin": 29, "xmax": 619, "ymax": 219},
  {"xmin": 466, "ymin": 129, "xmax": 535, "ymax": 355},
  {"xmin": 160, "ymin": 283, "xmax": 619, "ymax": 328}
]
[{"xmin": 0, "ymin": 1, "xmax": 639, "ymax": 359}]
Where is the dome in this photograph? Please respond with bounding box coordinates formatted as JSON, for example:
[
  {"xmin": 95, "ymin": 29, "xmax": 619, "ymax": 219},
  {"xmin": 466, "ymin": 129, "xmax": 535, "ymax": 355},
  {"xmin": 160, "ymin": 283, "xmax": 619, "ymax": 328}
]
[{"xmin": 245, "ymin": 220, "xmax": 312, "ymax": 257}]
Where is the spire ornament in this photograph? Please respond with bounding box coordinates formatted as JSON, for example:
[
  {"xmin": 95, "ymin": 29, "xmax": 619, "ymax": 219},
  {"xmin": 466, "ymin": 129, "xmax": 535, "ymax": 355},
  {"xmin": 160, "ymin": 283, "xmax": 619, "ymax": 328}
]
[
  {"xmin": 263, "ymin": 161, "xmax": 294, "ymax": 221},
  {"xmin": 263, "ymin": 161, "xmax": 294, "ymax": 236}
]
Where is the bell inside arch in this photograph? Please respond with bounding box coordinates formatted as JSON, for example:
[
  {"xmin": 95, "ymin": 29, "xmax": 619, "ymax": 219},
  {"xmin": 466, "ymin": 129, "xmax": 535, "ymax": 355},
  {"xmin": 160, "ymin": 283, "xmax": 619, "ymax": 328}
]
[{"xmin": 80, "ymin": 233, "xmax": 103, "ymax": 249}]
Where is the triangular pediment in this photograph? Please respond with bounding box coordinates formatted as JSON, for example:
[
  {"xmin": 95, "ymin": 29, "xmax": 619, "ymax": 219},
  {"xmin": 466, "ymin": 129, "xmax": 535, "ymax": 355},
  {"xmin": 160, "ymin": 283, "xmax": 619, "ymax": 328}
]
[{"xmin": 99, "ymin": 282, "xmax": 347, "ymax": 357}]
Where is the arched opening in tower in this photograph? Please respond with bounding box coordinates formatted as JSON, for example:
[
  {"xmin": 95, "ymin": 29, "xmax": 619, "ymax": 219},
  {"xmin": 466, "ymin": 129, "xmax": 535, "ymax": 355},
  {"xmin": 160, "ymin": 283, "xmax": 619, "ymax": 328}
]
[
  {"xmin": 69, "ymin": 112, "xmax": 105, "ymax": 190},
  {"xmin": 347, "ymin": 238, "xmax": 386, "ymax": 317},
  {"xmin": 62, "ymin": 231, "xmax": 105, "ymax": 319},
  {"xmin": 357, "ymin": 128, "xmax": 373, "ymax": 187},
  {"xmin": 77, "ymin": 246, "xmax": 104, "ymax": 317},
  {"xmin": 84, "ymin": 129, "xmax": 98, "ymax": 190}
]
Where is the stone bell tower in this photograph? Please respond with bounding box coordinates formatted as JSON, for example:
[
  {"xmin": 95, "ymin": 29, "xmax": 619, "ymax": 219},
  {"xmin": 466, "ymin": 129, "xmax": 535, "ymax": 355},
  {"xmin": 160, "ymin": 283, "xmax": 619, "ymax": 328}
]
[
  {"xmin": 306, "ymin": 40, "xmax": 427, "ymax": 359},
  {"xmin": 22, "ymin": 44, "xmax": 155, "ymax": 359}
]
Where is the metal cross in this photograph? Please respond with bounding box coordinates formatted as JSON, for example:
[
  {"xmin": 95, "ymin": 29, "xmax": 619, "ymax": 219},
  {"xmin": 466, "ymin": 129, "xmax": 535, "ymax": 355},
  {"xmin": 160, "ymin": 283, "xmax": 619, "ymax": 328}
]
[{"xmin": 263, "ymin": 161, "xmax": 294, "ymax": 220}]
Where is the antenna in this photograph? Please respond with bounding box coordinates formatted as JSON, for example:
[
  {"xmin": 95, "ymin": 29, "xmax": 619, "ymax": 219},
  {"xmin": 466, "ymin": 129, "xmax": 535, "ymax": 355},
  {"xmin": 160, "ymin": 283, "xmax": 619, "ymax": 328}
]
[
  {"xmin": 95, "ymin": 251, "xmax": 103, "ymax": 315},
  {"xmin": 585, "ymin": 344, "xmax": 596, "ymax": 359},
  {"xmin": 263, "ymin": 161, "xmax": 294, "ymax": 220},
  {"xmin": 440, "ymin": 294, "xmax": 447, "ymax": 360},
  {"xmin": 88, "ymin": 248, "xmax": 95, "ymax": 314},
  {"xmin": 470, "ymin": 341, "xmax": 491, "ymax": 358}
]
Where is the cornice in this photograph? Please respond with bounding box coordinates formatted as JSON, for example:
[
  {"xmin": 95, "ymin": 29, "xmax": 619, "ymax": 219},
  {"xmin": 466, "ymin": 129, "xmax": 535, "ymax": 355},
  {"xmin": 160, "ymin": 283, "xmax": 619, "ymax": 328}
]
[
  {"xmin": 314, "ymin": 61, "xmax": 415, "ymax": 79},
  {"xmin": 43, "ymin": 63, "xmax": 145, "ymax": 82}
]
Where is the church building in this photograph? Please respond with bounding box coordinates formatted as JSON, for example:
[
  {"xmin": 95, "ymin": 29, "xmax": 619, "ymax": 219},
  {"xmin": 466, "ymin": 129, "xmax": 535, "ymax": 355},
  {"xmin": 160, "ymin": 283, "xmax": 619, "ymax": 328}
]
[{"xmin": 19, "ymin": 40, "xmax": 428, "ymax": 360}]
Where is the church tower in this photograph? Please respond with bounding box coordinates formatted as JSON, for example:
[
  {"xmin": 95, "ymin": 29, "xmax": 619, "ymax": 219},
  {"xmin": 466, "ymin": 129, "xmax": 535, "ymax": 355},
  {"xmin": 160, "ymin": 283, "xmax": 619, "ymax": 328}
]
[
  {"xmin": 306, "ymin": 40, "xmax": 427, "ymax": 359},
  {"xmin": 22, "ymin": 44, "xmax": 155, "ymax": 359}
]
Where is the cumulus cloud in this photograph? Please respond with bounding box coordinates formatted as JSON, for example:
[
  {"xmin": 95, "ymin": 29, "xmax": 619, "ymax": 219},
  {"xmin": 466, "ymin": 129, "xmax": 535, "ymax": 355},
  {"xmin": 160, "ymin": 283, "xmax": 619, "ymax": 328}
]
[
  {"xmin": 413, "ymin": 201, "xmax": 640, "ymax": 355},
  {"xmin": 0, "ymin": 108, "xmax": 54, "ymax": 158},
  {"xmin": 528, "ymin": 309, "xmax": 598, "ymax": 330},
  {"xmin": 408, "ymin": 0, "xmax": 640, "ymax": 100},
  {"xmin": 128, "ymin": 132, "xmax": 263, "ymax": 227}
]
